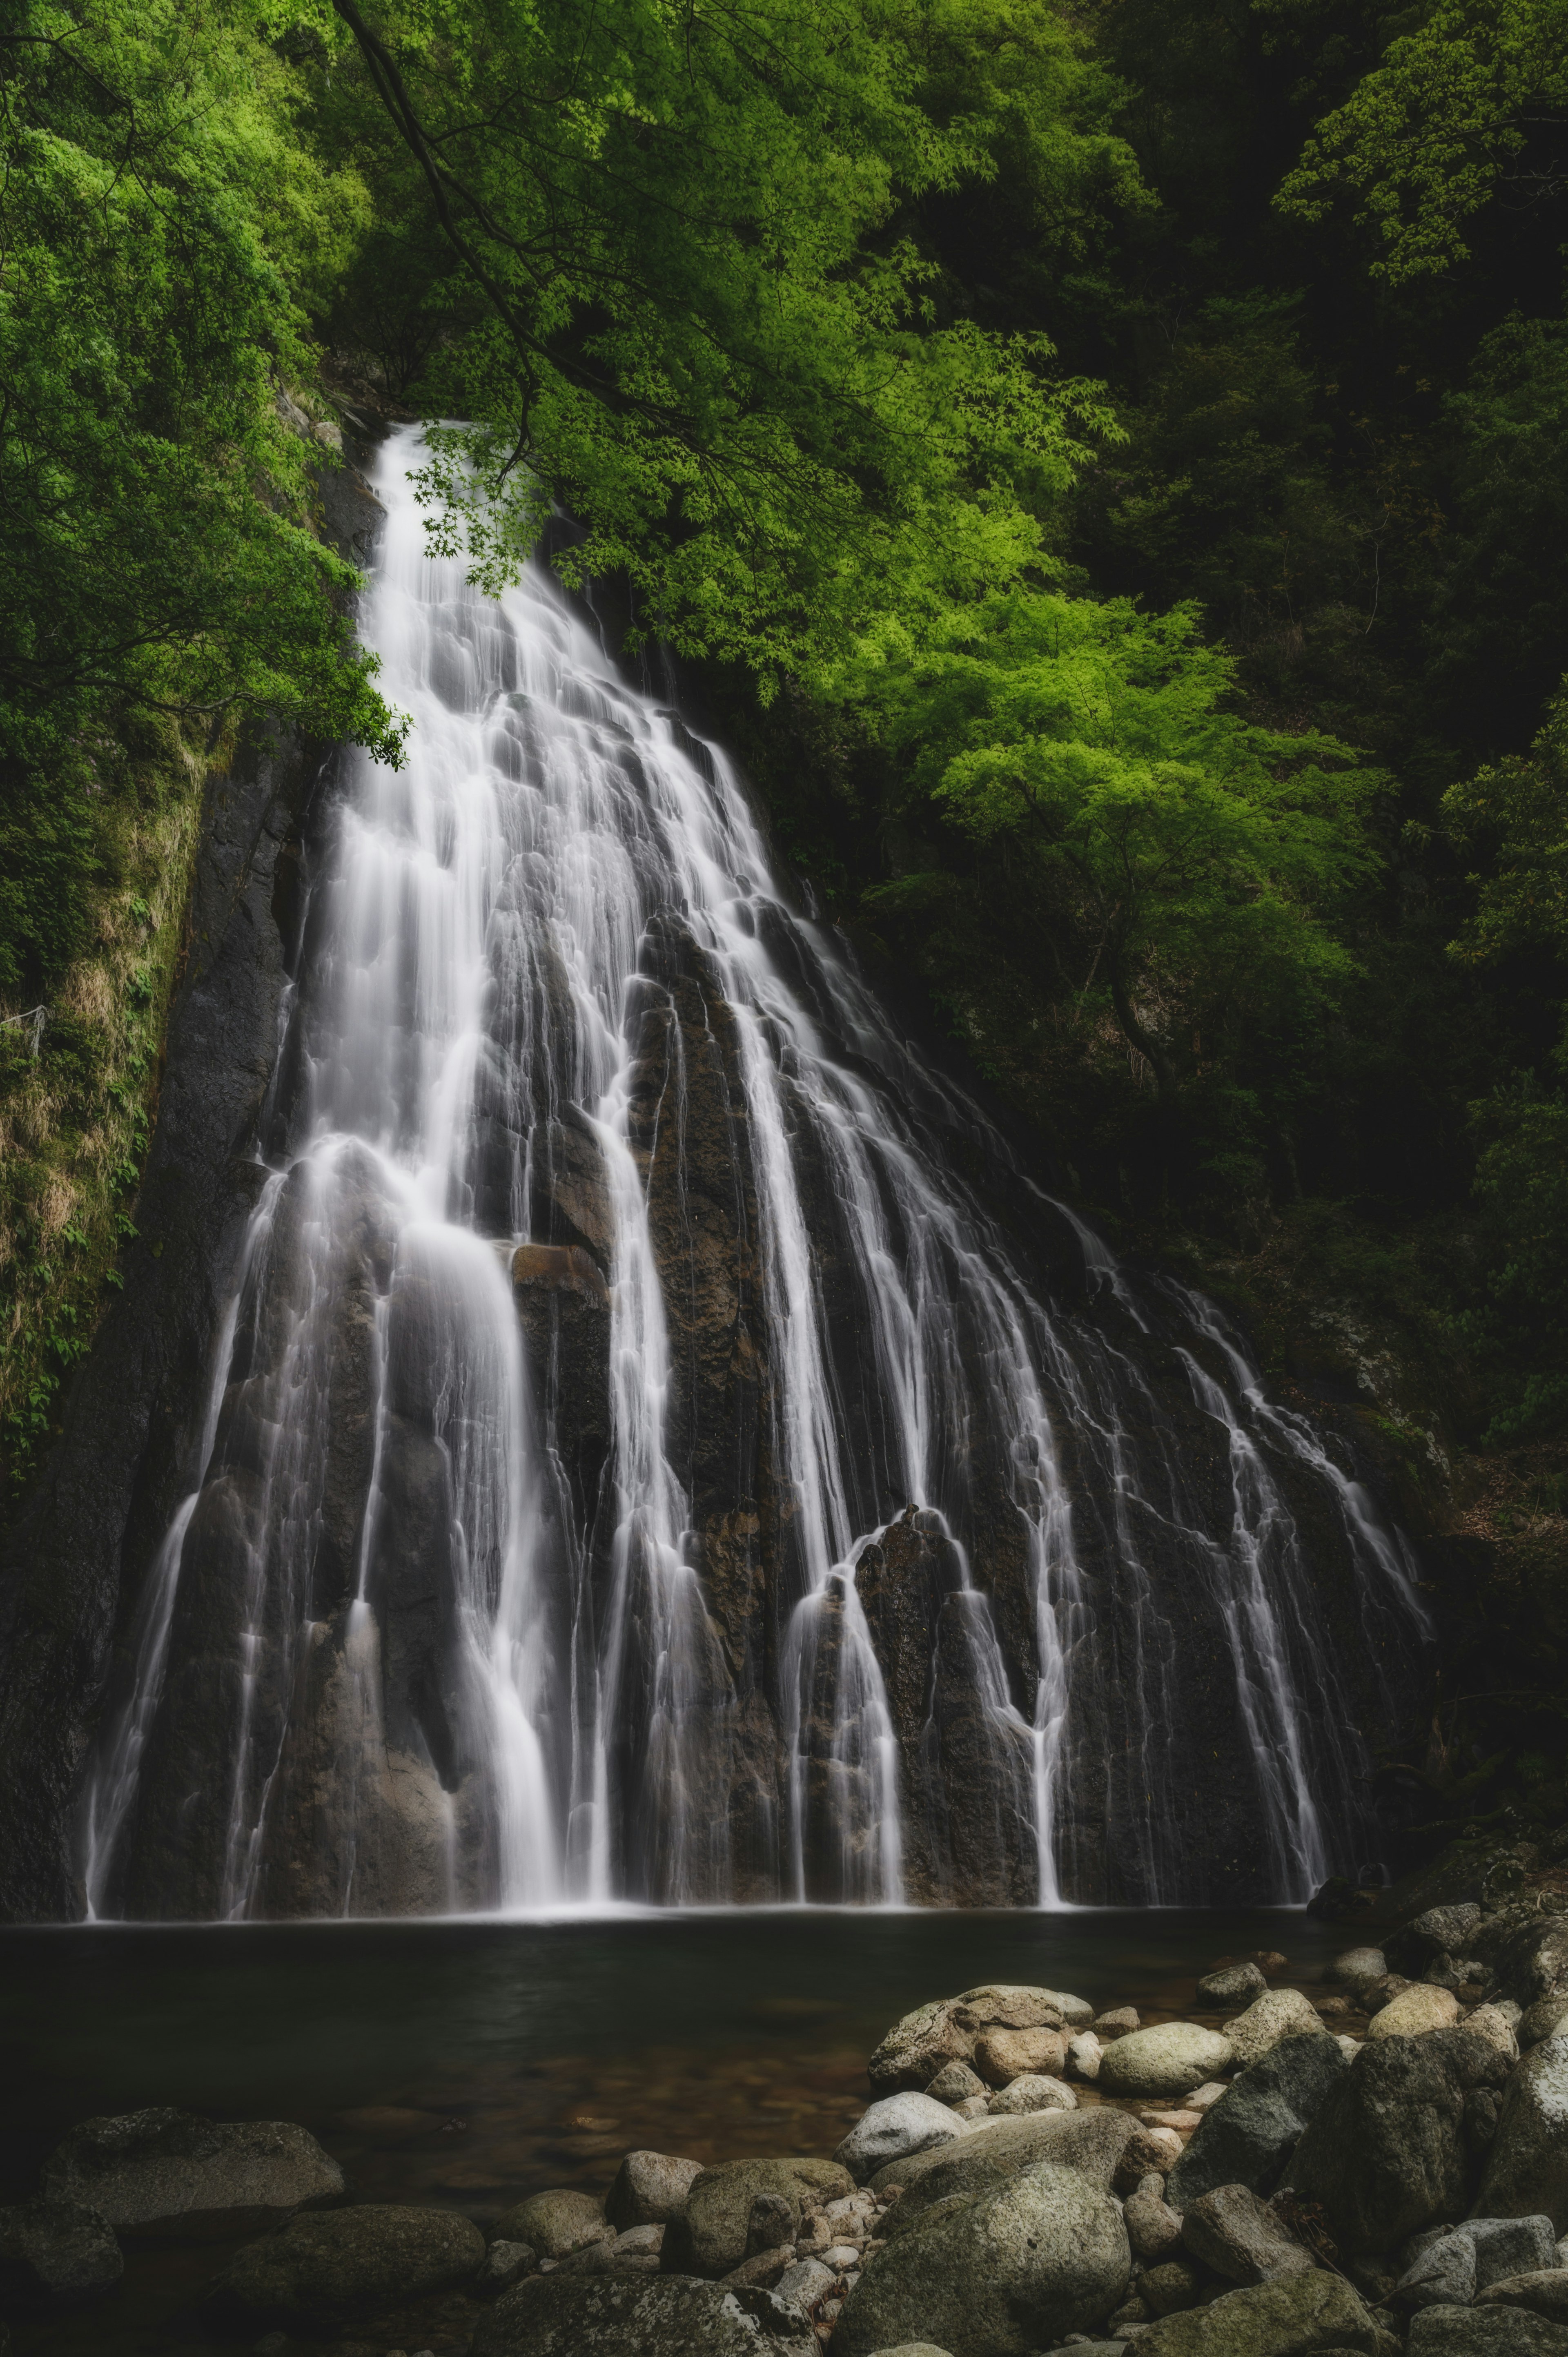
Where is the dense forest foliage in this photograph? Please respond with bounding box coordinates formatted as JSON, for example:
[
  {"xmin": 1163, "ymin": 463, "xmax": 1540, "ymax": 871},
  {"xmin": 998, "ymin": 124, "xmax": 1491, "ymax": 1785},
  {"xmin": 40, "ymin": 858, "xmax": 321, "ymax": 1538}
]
[{"xmin": 3, "ymin": 0, "xmax": 1567, "ymax": 1806}]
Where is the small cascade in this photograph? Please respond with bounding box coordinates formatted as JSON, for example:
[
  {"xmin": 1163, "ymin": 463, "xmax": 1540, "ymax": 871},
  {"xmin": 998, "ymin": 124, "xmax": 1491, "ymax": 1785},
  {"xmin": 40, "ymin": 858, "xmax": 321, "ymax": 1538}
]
[{"xmin": 83, "ymin": 426, "xmax": 1432, "ymax": 1918}]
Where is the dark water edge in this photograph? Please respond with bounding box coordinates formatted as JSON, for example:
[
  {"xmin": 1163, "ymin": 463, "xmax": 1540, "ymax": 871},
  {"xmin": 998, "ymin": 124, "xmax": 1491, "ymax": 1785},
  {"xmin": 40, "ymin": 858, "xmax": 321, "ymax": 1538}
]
[{"xmin": 1, "ymin": 1907, "xmax": 1350, "ymax": 2354}]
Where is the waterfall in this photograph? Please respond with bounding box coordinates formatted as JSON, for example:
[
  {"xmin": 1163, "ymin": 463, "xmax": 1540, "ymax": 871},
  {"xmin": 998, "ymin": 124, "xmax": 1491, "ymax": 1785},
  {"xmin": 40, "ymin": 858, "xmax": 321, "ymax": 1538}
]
[{"xmin": 82, "ymin": 426, "xmax": 1432, "ymax": 1919}]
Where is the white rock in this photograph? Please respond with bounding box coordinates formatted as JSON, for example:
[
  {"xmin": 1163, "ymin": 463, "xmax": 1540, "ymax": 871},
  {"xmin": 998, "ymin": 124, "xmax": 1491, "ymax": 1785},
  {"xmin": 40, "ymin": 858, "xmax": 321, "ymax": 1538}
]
[
  {"xmin": 834, "ymin": 2093, "xmax": 963, "ymax": 2187},
  {"xmin": 1067, "ymin": 2033, "xmax": 1104, "ymax": 2083}
]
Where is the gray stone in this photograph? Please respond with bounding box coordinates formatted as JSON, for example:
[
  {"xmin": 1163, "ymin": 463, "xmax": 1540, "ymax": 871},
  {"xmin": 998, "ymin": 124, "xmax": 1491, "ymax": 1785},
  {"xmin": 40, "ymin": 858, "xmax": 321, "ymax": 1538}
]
[
  {"xmin": 747, "ymin": 2198, "xmax": 796, "ymax": 2261},
  {"xmin": 985, "ymin": 2076, "xmax": 1076, "ymax": 2117},
  {"xmin": 974, "ymin": 2026, "xmax": 1069, "ymax": 2086},
  {"xmin": 1467, "ymin": 2010, "xmax": 1523, "ymax": 2067},
  {"xmin": 1283, "ymin": 2027, "xmax": 1511, "ymax": 2252},
  {"xmin": 1200, "ymin": 1965, "xmax": 1268, "ymax": 2005},
  {"xmin": 1469, "ymin": 2220, "xmax": 1561, "ymax": 2288},
  {"xmin": 1392, "ymin": 2229, "xmax": 1477, "ymax": 2310},
  {"xmin": 1097, "ymin": 2026, "xmax": 1236, "ymax": 2099},
  {"xmin": 615, "ymin": 2226, "xmax": 666, "ymax": 2259},
  {"xmin": 924, "ymin": 2063, "xmax": 987, "ymax": 2106},
  {"xmin": 470, "ymin": 2272, "xmax": 817, "ymax": 2353},
  {"xmin": 216, "ymin": 2205, "xmax": 485, "ymax": 2326},
  {"xmin": 1223, "ymin": 1992, "xmax": 1330, "ymax": 2069},
  {"xmin": 832, "ymin": 2161, "xmax": 1131, "ymax": 2357},
  {"xmin": 1407, "ymin": 2309, "xmax": 1568, "ymax": 2354},
  {"xmin": 1136, "ymin": 2258, "xmax": 1204, "ymax": 2314},
  {"xmin": 1403, "ymin": 1908, "xmax": 1485, "ymax": 1963},
  {"xmin": 775, "ymin": 2257, "xmax": 837, "ymax": 2309},
  {"xmin": 1178, "ymin": 2186, "xmax": 1313, "ymax": 2284},
  {"xmin": 836, "ymin": 2096, "xmax": 963, "ymax": 2186},
  {"xmin": 1124, "ymin": 2188, "xmax": 1183, "ymax": 2263},
  {"xmin": 1481, "ymin": 2277, "xmax": 1568, "ymax": 2323},
  {"xmin": 1327, "ymin": 1949, "xmax": 1388, "ymax": 1994},
  {"xmin": 955, "ymin": 1985, "xmax": 1094, "ymax": 2030},
  {"xmin": 498, "ymin": 2190, "xmax": 612, "ymax": 2261},
  {"xmin": 1478, "ymin": 2036, "xmax": 1568, "ymax": 2230},
  {"xmin": 1130, "ymin": 2272, "xmax": 1377, "ymax": 2354},
  {"xmin": 868, "ymin": 1992, "xmax": 1089, "ymax": 2095},
  {"xmin": 1094, "ymin": 2011, "xmax": 1141, "ymax": 2041},
  {"xmin": 873, "ymin": 2108, "xmax": 1137, "ymax": 2220},
  {"xmin": 725, "ymin": 2246, "xmax": 797, "ymax": 2289},
  {"xmin": 477, "ymin": 2241, "xmax": 538, "ymax": 2294},
  {"xmin": 665, "ymin": 2161, "xmax": 853, "ymax": 2279},
  {"xmin": 1484, "ymin": 1924, "xmax": 1568, "ymax": 2016},
  {"xmin": 40, "ymin": 2109, "xmax": 343, "ymax": 2240},
  {"xmin": 606, "ymin": 2152, "xmax": 703, "ymax": 2230},
  {"xmin": 1521, "ymin": 2000, "xmax": 1568, "ymax": 2051},
  {"xmin": 1166, "ymin": 2036, "xmax": 1349, "ymax": 2207},
  {"xmin": 0, "ymin": 2199, "xmax": 122, "ymax": 2311}
]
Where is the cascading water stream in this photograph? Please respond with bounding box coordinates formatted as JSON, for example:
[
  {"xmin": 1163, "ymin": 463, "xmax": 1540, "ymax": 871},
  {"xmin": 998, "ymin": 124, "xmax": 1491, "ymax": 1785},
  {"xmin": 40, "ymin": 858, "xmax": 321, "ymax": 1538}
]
[{"xmin": 83, "ymin": 426, "xmax": 1432, "ymax": 1920}]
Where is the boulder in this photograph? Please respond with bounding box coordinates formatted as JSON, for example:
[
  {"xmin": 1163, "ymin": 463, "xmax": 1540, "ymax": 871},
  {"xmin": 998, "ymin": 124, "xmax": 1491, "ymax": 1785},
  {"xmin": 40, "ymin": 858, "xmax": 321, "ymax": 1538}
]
[
  {"xmin": 0, "ymin": 2199, "xmax": 122, "ymax": 2311},
  {"xmin": 470, "ymin": 2272, "xmax": 817, "ymax": 2354},
  {"xmin": 831, "ymin": 2160, "xmax": 1130, "ymax": 2357},
  {"xmin": 1125, "ymin": 2186, "xmax": 1184, "ymax": 2262},
  {"xmin": 1484, "ymin": 1924, "xmax": 1568, "ymax": 2016},
  {"xmin": 1481, "ymin": 2277, "xmax": 1568, "ymax": 2322},
  {"xmin": 1283, "ymin": 2026, "xmax": 1510, "ymax": 2253},
  {"xmin": 1093, "ymin": 2009, "xmax": 1141, "ymax": 2040},
  {"xmin": 973, "ymin": 2027, "xmax": 1067, "ymax": 2086},
  {"xmin": 1223, "ymin": 1992, "xmax": 1330, "ymax": 2069},
  {"xmin": 775, "ymin": 2256, "xmax": 838, "ymax": 2309},
  {"xmin": 1468, "ymin": 2009, "xmax": 1524, "ymax": 2066},
  {"xmin": 1200, "ymin": 1964, "xmax": 1267, "ymax": 2006},
  {"xmin": 40, "ymin": 2109, "xmax": 343, "ymax": 2240},
  {"xmin": 1479, "ymin": 2038, "xmax": 1568, "ymax": 2231},
  {"xmin": 836, "ymin": 2098, "xmax": 962, "ymax": 2187},
  {"xmin": 1097, "ymin": 2026, "xmax": 1236, "ymax": 2098},
  {"xmin": 1521, "ymin": 2000, "xmax": 1568, "ymax": 2051},
  {"xmin": 606, "ymin": 2152, "xmax": 703, "ymax": 2230},
  {"xmin": 1327, "ymin": 1949, "xmax": 1388, "ymax": 1994},
  {"xmin": 1469, "ymin": 2218, "xmax": 1561, "ymax": 2288},
  {"xmin": 1407, "ymin": 2309, "xmax": 1568, "ymax": 2354},
  {"xmin": 1178, "ymin": 2186, "xmax": 1314, "ymax": 2284},
  {"xmin": 498, "ymin": 2190, "xmax": 612, "ymax": 2261},
  {"xmin": 1367, "ymin": 1987, "xmax": 1461, "ymax": 2041},
  {"xmin": 956, "ymin": 1985, "xmax": 1092, "ymax": 2030},
  {"xmin": 1137, "ymin": 2257, "xmax": 1205, "ymax": 2314},
  {"xmin": 924, "ymin": 2063, "xmax": 987, "ymax": 2106},
  {"xmin": 1167, "ymin": 2036, "xmax": 1349, "ymax": 2207},
  {"xmin": 1396, "ymin": 1908, "xmax": 1485, "ymax": 1969},
  {"xmin": 477, "ymin": 2241, "xmax": 538, "ymax": 2294},
  {"xmin": 664, "ymin": 2161, "xmax": 852, "ymax": 2279},
  {"xmin": 1130, "ymin": 2271, "xmax": 1378, "ymax": 2354},
  {"xmin": 215, "ymin": 2204, "xmax": 484, "ymax": 2326},
  {"xmin": 984, "ymin": 2075, "xmax": 1075, "ymax": 2117},
  {"xmin": 1392, "ymin": 2229, "xmax": 1478, "ymax": 2310},
  {"xmin": 874, "ymin": 2109, "xmax": 1136, "ymax": 2224}
]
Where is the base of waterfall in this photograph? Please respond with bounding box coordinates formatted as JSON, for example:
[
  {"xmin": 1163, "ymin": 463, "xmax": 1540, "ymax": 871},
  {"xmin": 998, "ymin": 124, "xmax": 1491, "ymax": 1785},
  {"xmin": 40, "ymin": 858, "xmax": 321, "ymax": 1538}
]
[{"xmin": 11, "ymin": 1868, "xmax": 1568, "ymax": 2357}]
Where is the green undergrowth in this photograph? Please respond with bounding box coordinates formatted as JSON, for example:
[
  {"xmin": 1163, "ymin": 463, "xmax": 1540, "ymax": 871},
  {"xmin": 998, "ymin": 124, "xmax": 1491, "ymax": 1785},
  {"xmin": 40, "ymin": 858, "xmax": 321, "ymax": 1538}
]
[{"xmin": 0, "ymin": 710, "xmax": 216, "ymax": 1501}]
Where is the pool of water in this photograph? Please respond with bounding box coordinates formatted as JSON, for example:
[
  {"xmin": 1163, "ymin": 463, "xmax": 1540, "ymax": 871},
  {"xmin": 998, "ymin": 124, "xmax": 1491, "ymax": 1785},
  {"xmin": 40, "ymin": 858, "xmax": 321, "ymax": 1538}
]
[{"xmin": 1, "ymin": 1907, "xmax": 1351, "ymax": 2353}]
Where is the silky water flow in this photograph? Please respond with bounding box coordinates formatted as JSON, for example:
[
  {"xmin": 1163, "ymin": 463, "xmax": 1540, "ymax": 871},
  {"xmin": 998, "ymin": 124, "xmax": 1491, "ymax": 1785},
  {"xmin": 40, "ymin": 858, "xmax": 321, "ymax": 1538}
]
[{"xmin": 83, "ymin": 427, "xmax": 1432, "ymax": 1921}]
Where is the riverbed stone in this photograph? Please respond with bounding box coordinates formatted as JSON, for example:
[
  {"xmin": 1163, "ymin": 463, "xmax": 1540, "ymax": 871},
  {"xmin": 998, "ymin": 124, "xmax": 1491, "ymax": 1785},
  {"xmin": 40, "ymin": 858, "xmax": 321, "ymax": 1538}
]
[
  {"xmin": 1481, "ymin": 2276, "xmax": 1568, "ymax": 2321},
  {"xmin": 477, "ymin": 2241, "xmax": 538, "ymax": 2294},
  {"xmin": 1223, "ymin": 1991, "xmax": 1331, "ymax": 2068},
  {"xmin": 1482, "ymin": 1923, "xmax": 1568, "ymax": 2016},
  {"xmin": 471, "ymin": 2272, "xmax": 817, "ymax": 2353},
  {"xmin": 1283, "ymin": 2026, "xmax": 1510, "ymax": 2252},
  {"xmin": 1178, "ymin": 2185, "xmax": 1314, "ymax": 2283},
  {"xmin": 775, "ymin": 2257, "xmax": 837, "ymax": 2309},
  {"xmin": 1131, "ymin": 2271, "xmax": 1377, "ymax": 2355},
  {"xmin": 1392, "ymin": 2228, "xmax": 1478, "ymax": 2310},
  {"xmin": 216, "ymin": 2204, "xmax": 485, "ymax": 2326},
  {"xmin": 974, "ymin": 2027, "xmax": 1069, "ymax": 2086},
  {"xmin": 836, "ymin": 2098, "xmax": 962, "ymax": 2187},
  {"xmin": 1097, "ymin": 2025, "xmax": 1236, "ymax": 2098},
  {"xmin": 875, "ymin": 2109, "xmax": 1137, "ymax": 2224},
  {"xmin": 1067, "ymin": 2034, "xmax": 1104, "ymax": 2082},
  {"xmin": 497, "ymin": 2190, "xmax": 612, "ymax": 2261},
  {"xmin": 831, "ymin": 2160, "xmax": 1130, "ymax": 2356},
  {"xmin": 665, "ymin": 2162, "xmax": 853, "ymax": 2278},
  {"xmin": 40, "ymin": 2109, "xmax": 343, "ymax": 2240},
  {"xmin": 1478, "ymin": 2036, "xmax": 1568, "ymax": 2230},
  {"xmin": 1125, "ymin": 2186, "xmax": 1184, "ymax": 2263},
  {"xmin": 0, "ymin": 2199, "xmax": 122, "ymax": 2310},
  {"xmin": 1200, "ymin": 1964, "xmax": 1267, "ymax": 2005},
  {"xmin": 924, "ymin": 2062, "xmax": 987, "ymax": 2106},
  {"xmin": 1093, "ymin": 2009, "xmax": 1141, "ymax": 2041},
  {"xmin": 1407, "ymin": 2310, "xmax": 1568, "ymax": 2355},
  {"xmin": 1327, "ymin": 1949, "xmax": 1388, "ymax": 1995},
  {"xmin": 986, "ymin": 2076, "xmax": 1076, "ymax": 2117},
  {"xmin": 1520, "ymin": 1999, "xmax": 1568, "ymax": 2050},
  {"xmin": 1367, "ymin": 1986, "xmax": 1461, "ymax": 2040},
  {"xmin": 867, "ymin": 1993, "xmax": 1087, "ymax": 2095},
  {"xmin": 606, "ymin": 2152, "xmax": 703, "ymax": 2230},
  {"xmin": 1167, "ymin": 2034, "xmax": 1348, "ymax": 2207}
]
